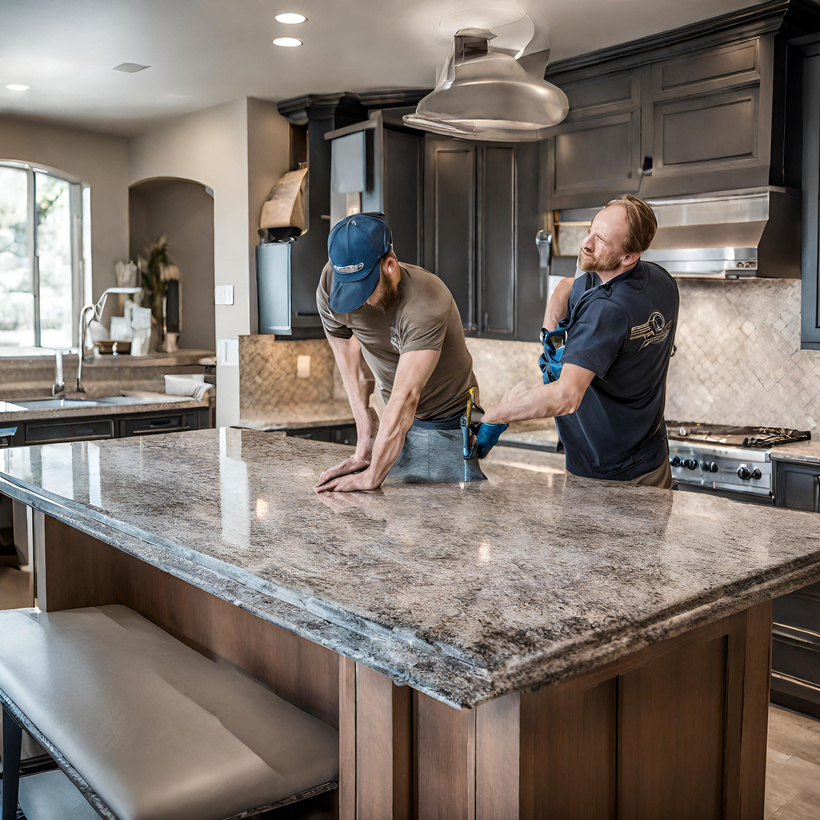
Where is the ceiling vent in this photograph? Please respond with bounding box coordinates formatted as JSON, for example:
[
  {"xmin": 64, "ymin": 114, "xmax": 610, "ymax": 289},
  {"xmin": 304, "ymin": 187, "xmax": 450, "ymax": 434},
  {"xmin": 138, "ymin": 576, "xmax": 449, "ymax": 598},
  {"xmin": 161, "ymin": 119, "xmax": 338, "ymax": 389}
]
[{"xmin": 403, "ymin": 19, "xmax": 568, "ymax": 142}]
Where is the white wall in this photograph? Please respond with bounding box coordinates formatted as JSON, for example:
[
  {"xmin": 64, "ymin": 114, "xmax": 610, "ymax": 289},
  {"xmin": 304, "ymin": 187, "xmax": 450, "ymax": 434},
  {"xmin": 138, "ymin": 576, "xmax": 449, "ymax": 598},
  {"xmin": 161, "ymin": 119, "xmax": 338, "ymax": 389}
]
[
  {"xmin": 129, "ymin": 98, "xmax": 291, "ymax": 426},
  {"xmin": 0, "ymin": 115, "xmax": 130, "ymax": 297},
  {"xmin": 129, "ymin": 100, "xmax": 247, "ymax": 425}
]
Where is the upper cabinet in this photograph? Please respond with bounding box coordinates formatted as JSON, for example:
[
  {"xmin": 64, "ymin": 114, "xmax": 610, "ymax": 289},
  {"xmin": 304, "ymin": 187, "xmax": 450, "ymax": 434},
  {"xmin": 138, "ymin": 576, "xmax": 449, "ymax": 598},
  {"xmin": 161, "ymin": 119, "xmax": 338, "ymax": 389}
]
[
  {"xmin": 541, "ymin": 0, "xmax": 820, "ymax": 208},
  {"xmin": 423, "ymin": 137, "xmax": 542, "ymax": 340},
  {"xmin": 800, "ymin": 36, "xmax": 820, "ymax": 349}
]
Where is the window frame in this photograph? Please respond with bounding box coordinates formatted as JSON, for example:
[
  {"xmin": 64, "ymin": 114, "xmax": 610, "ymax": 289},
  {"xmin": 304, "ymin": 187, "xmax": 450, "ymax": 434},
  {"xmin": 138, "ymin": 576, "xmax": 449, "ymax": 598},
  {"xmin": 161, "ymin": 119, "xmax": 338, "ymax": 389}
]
[{"xmin": 0, "ymin": 159, "xmax": 88, "ymax": 349}]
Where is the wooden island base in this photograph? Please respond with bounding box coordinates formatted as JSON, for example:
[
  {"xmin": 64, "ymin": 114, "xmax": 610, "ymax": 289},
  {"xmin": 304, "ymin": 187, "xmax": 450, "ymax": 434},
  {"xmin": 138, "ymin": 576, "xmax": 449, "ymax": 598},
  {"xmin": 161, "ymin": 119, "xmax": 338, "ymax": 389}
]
[{"xmin": 37, "ymin": 513, "xmax": 771, "ymax": 820}]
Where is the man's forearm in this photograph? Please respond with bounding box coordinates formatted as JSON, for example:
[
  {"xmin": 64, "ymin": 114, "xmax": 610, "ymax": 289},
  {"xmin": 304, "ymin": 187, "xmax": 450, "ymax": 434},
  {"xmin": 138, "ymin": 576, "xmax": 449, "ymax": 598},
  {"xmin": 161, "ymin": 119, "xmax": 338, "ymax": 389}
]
[
  {"xmin": 543, "ymin": 275, "xmax": 573, "ymax": 330},
  {"xmin": 360, "ymin": 398, "xmax": 417, "ymax": 485},
  {"xmin": 326, "ymin": 335, "xmax": 377, "ymax": 451}
]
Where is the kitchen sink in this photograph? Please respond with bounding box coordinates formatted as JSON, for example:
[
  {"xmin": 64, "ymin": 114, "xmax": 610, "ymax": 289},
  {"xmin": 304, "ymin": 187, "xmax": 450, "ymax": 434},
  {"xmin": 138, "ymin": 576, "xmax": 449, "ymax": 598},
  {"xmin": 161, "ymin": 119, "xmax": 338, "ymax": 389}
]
[{"xmin": 10, "ymin": 398, "xmax": 106, "ymax": 409}]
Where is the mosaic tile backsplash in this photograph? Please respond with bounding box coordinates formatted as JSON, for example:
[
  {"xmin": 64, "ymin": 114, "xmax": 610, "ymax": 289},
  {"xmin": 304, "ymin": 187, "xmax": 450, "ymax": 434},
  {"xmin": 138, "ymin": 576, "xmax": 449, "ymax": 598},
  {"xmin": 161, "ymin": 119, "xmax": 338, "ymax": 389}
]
[
  {"xmin": 240, "ymin": 278, "xmax": 819, "ymax": 433},
  {"xmin": 666, "ymin": 279, "xmax": 819, "ymax": 432}
]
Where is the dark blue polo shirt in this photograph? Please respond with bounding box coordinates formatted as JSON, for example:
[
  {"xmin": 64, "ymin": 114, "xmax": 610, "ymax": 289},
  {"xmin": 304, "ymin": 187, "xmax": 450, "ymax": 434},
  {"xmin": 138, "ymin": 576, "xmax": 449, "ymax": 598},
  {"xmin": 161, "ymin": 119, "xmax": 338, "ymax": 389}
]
[{"xmin": 555, "ymin": 260, "xmax": 679, "ymax": 481}]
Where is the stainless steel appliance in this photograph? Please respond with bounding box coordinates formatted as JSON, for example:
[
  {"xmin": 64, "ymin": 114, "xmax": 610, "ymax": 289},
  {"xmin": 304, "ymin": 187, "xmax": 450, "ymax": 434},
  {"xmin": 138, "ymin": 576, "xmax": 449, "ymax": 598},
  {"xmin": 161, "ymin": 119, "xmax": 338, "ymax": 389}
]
[{"xmin": 666, "ymin": 422, "xmax": 811, "ymax": 504}]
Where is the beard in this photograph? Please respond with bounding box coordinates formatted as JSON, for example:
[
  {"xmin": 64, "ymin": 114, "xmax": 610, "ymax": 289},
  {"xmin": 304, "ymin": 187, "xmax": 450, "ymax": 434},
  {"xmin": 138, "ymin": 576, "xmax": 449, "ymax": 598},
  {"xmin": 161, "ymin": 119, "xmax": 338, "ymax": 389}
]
[
  {"xmin": 369, "ymin": 273, "xmax": 399, "ymax": 312},
  {"xmin": 578, "ymin": 246, "xmax": 621, "ymax": 274}
]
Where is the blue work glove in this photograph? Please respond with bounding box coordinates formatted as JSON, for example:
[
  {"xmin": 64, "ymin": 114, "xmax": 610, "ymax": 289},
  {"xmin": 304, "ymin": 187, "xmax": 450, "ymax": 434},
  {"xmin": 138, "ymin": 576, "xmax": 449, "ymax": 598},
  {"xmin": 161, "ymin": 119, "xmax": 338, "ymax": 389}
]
[
  {"xmin": 539, "ymin": 325, "xmax": 567, "ymax": 384},
  {"xmin": 475, "ymin": 422, "xmax": 508, "ymax": 459}
]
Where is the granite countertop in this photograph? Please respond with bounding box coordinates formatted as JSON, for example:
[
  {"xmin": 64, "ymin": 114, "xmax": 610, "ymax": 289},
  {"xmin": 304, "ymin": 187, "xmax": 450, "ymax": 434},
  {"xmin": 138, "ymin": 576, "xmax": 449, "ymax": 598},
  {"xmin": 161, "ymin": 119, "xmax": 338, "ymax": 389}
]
[
  {"xmin": 769, "ymin": 440, "xmax": 820, "ymax": 465},
  {"xmin": 237, "ymin": 401, "xmax": 354, "ymax": 431},
  {"xmin": 0, "ymin": 394, "xmax": 211, "ymax": 425},
  {"xmin": 1, "ymin": 428, "xmax": 819, "ymax": 709}
]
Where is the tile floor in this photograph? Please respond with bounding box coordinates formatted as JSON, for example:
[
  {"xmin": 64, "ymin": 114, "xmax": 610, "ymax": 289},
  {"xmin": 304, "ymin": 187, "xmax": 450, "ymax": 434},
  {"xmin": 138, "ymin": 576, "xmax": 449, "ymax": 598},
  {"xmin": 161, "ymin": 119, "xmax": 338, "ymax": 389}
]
[{"xmin": 766, "ymin": 706, "xmax": 820, "ymax": 818}]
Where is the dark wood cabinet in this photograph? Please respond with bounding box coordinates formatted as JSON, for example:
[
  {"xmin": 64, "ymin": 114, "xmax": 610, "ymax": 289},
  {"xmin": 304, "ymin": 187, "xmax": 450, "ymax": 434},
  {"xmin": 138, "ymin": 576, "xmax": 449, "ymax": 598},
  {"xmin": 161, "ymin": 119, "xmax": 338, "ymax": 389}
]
[
  {"xmin": 424, "ymin": 136, "xmax": 542, "ymax": 340},
  {"xmin": 801, "ymin": 40, "xmax": 820, "ymax": 348},
  {"xmin": 546, "ymin": 111, "xmax": 642, "ymax": 206}
]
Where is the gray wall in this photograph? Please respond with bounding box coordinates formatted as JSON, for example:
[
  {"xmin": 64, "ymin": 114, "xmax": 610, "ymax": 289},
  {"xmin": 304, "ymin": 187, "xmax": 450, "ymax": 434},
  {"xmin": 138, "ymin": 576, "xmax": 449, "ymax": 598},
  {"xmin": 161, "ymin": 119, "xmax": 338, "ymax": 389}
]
[{"xmin": 129, "ymin": 179, "xmax": 215, "ymax": 351}]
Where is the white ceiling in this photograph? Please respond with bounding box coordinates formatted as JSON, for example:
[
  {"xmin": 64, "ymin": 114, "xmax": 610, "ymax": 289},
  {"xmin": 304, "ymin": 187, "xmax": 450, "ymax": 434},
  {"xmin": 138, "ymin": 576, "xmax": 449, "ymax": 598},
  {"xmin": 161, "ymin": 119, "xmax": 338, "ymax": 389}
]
[{"xmin": 0, "ymin": 0, "xmax": 763, "ymax": 137}]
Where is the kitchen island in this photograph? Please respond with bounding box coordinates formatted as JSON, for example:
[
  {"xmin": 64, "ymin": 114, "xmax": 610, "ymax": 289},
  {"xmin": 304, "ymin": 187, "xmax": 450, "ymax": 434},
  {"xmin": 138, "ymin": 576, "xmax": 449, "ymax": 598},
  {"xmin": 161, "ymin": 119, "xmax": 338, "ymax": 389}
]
[{"xmin": 2, "ymin": 428, "xmax": 819, "ymax": 818}]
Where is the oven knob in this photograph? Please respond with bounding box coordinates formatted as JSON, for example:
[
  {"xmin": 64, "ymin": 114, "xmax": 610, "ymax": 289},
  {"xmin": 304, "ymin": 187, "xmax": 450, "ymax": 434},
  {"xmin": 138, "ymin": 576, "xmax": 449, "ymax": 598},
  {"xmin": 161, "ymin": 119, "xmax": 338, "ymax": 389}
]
[
  {"xmin": 737, "ymin": 466, "xmax": 752, "ymax": 480},
  {"xmin": 703, "ymin": 461, "xmax": 718, "ymax": 473},
  {"xmin": 670, "ymin": 456, "xmax": 682, "ymax": 467},
  {"xmin": 751, "ymin": 468, "xmax": 762, "ymax": 480},
  {"xmin": 684, "ymin": 458, "xmax": 698, "ymax": 470}
]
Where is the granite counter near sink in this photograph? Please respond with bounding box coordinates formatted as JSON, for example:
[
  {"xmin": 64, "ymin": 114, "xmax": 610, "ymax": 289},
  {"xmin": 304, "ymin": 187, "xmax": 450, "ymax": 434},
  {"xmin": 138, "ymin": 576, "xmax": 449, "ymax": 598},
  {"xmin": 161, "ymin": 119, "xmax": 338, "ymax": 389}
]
[{"xmin": 237, "ymin": 400, "xmax": 354, "ymax": 432}]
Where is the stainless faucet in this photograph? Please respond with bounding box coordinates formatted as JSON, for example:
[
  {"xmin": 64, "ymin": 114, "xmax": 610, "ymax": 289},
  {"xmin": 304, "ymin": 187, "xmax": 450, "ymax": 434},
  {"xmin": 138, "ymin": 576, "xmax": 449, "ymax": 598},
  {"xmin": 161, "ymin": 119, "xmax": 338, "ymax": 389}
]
[
  {"xmin": 77, "ymin": 287, "xmax": 142, "ymax": 393},
  {"xmin": 52, "ymin": 350, "xmax": 65, "ymax": 397}
]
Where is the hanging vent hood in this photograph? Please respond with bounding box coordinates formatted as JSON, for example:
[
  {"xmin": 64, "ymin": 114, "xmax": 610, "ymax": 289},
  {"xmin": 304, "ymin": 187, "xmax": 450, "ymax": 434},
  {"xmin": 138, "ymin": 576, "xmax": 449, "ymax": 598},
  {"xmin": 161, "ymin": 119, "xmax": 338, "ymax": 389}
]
[
  {"xmin": 555, "ymin": 189, "xmax": 801, "ymax": 279},
  {"xmin": 403, "ymin": 21, "xmax": 569, "ymax": 142}
]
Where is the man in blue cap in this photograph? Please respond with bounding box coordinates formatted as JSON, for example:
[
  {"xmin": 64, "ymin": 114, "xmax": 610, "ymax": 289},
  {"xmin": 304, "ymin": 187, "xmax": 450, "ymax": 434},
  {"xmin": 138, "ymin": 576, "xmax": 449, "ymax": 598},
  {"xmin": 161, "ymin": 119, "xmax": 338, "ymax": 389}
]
[{"xmin": 315, "ymin": 213, "xmax": 487, "ymax": 492}]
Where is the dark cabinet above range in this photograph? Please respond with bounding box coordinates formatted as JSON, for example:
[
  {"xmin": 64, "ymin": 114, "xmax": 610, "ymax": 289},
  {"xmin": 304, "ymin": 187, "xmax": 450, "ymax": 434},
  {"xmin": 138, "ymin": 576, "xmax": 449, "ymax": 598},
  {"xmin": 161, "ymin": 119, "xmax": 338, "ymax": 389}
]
[{"xmin": 541, "ymin": 1, "xmax": 816, "ymax": 208}]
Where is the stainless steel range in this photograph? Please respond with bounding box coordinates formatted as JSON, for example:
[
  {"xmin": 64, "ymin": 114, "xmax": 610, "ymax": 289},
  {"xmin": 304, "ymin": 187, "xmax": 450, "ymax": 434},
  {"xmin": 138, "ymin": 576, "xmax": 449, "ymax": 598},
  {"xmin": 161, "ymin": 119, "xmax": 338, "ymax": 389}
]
[{"xmin": 666, "ymin": 422, "xmax": 811, "ymax": 503}]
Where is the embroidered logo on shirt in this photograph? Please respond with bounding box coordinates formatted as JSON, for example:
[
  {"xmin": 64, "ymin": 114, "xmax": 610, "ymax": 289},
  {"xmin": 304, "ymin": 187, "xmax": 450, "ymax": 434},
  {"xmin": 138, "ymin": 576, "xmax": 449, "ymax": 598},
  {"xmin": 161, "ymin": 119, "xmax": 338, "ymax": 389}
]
[{"xmin": 630, "ymin": 311, "xmax": 673, "ymax": 350}]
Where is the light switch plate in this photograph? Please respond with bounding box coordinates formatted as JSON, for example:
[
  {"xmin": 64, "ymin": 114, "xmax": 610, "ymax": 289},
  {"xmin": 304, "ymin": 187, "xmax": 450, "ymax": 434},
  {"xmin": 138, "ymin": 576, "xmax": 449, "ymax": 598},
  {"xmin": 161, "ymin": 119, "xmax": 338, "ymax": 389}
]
[
  {"xmin": 218, "ymin": 338, "xmax": 239, "ymax": 367},
  {"xmin": 297, "ymin": 355, "xmax": 311, "ymax": 379},
  {"xmin": 214, "ymin": 285, "xmax": 234, "ymax": 306}
]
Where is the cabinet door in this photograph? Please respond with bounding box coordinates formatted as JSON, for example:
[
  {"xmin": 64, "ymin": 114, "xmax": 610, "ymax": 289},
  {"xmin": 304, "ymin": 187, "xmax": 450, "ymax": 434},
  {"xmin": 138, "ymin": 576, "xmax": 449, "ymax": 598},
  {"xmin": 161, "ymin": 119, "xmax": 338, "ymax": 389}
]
[
  {"xmin": 559, "ymin": 68, "xmax": 640, "ymax": 122},
  {"xmin": 547, "ymin": 111, "xmax": 641, "ymax": 208},
  {"xmin": 478, "ymin": 146, "xmax": 516, "ymax": 337},
  {"xmin": 424, "ymin": 137, "xmax": 477, "ymax": 330},
  {"xmin": 384, "ymin": 128, "xmax": 423, "ymax": 266},
  {"xmin": 640, "ymin": 37, "xmax": 772, "ymax": 197},
  {"xmin": 802, "ymin": 48, "xmax": 820, "ymax": 348}
]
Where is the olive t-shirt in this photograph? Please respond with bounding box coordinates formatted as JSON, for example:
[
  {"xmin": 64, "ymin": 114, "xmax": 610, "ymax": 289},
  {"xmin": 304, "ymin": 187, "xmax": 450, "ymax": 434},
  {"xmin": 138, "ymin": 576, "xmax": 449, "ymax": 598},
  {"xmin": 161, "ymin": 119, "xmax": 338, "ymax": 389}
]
[{"xmin": 317, "ymin": 262, "xmax": 477, "ymax": 420}]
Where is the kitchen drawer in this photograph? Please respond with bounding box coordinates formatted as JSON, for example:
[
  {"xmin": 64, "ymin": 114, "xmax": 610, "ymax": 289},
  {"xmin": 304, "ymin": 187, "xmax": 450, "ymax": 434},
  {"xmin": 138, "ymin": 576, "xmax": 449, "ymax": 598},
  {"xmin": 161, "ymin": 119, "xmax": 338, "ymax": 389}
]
[
  {"xmin": 25, "ymin": 418, "xmax": 115, "ymax": 444},
  {"xmin": 771, "ymin": 633, "xmax": 820, "ymax": 720},
  {"xmin": 118, "ymin": 412, "xmax": 195, "ymax": 438},
  {"xmin": 774, "ymin": 585, "xmax": 820, "ymax": 634},
  {"xmin": 285, "ymin": 425, "xmax": 358, "ymax": 445},
  {"xmin": 331, "ymin": 425, "xmax": 357, "ymax": 446},
  {"xmin": 286, "ymin": 427, "xmax": 333, "ymax": 443}
]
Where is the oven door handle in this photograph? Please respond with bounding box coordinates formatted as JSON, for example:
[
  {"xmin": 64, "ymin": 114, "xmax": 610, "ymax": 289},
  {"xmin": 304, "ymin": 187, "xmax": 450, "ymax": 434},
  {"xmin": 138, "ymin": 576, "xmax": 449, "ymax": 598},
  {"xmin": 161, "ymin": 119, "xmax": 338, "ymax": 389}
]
[{"xmin": 813, "ymin": 476, "xmax": 820, "ymax": 514}]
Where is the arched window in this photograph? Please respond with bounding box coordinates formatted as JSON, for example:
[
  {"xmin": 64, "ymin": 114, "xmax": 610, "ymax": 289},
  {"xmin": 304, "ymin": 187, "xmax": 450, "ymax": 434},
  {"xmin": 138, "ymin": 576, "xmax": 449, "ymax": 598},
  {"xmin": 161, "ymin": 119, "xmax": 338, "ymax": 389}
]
[{"xmin": 0, "ymin": 161, "xmax": 89, "ymax": 349}]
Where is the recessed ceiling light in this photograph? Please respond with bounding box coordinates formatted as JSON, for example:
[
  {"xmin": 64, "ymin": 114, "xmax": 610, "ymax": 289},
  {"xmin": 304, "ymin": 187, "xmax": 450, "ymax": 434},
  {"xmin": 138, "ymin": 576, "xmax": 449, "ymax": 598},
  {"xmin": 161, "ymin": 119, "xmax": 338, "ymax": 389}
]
[
  {"xmin": 113, "ymin": 63, "xmax": 150, "ymax": 73},
  {"xmin": 6, "ymin": 84, "xmax": 29, "ymax": 92},
  {"xmin": 273, "ymin": 37, "xmax": 303, "ymax": 47},
  {"xmin": 275, "ymin": 12, "xmax": 307, "ymax": 24}
]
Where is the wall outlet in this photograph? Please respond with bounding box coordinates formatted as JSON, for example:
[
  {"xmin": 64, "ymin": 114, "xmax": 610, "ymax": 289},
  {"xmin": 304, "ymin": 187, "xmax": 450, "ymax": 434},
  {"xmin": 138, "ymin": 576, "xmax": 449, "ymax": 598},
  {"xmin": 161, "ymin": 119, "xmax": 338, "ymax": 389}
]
[
  {"xmin": 214, "ymin": 285, "xmax": 234, "ymax": 306},
  {"xmin": 297, "ymin": 355, "xmax": 311, "ymax": 379}
]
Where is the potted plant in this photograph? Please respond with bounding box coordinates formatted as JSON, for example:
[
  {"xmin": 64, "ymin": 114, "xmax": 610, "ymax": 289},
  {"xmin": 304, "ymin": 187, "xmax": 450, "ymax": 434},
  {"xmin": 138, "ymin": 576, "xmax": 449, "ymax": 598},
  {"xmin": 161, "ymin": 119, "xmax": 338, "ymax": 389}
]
[{"xmin": 139, "ymin": 236, "xmax": 180, "ymax": 350}]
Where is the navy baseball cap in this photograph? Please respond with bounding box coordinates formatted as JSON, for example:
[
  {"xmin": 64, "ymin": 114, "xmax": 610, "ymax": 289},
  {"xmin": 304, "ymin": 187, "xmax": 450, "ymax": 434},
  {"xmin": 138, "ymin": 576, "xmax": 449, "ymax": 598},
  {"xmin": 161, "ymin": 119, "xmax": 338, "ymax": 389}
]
[{"xmin": 327, "ymin": 213, "xmax": 392, "ymax": 313}]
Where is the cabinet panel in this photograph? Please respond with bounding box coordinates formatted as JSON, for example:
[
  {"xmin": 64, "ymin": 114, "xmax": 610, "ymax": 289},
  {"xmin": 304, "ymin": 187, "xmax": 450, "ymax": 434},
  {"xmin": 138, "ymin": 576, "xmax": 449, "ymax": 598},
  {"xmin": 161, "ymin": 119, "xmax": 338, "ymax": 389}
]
[
  {"xmin": 802, "ymin": 49, "xmax": 820, "ymax": 347},
  {"xmin": 25, "ymin": 418, "xmax": 114, "ymax": 444},
  {"xmin": 384, "ymin": 128, "xmax": 422, "ymax": 266},
  {"xmin": 549, "ymin": 111, "xmax": 641, "ymax": 205},
  {"xmin": 480, "ymin": 146, "xmax": 515, "ymax": 336},
  {"xmin": 655, "ymin": 89, "xmax": 759, "ymax": 169},
  {"xmin": 657, "ymin": 40, "xmax": 759, "ymax": 95},
  {"xmin": 119, "ymin": 412, "xmax": 195, "ymax": 437},
  {"xmin": 424, "ymin": 137, "xmax": 476, "ymax": 329},
  {"xmin": 562, "ymin": 69, "xmax": 639, "ymax": 120}
]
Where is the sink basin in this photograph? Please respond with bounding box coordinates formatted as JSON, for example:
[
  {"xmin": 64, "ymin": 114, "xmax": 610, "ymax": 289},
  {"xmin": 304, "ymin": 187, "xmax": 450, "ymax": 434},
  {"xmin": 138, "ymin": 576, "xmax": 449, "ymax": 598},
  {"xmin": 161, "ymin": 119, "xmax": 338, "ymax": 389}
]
[{"xmin": 11, "ymin": 398, "xmax": 106, "ymax": 409}]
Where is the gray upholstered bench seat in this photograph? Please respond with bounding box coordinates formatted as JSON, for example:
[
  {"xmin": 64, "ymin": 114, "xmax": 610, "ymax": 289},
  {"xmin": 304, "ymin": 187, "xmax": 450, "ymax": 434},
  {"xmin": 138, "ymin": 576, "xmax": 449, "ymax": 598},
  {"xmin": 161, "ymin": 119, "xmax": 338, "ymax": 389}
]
[{"xmin": 0, "ymin": 606, "xmax": 339, "ymax": 820}]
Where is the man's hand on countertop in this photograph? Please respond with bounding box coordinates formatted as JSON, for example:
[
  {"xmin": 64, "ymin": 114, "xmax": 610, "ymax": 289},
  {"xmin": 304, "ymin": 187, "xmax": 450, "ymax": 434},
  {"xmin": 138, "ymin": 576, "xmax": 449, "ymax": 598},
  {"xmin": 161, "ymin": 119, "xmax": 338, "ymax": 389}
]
[
  {"xmin": 314, "ymin": 466, "xmax": 381, "ymax": 493},
  {"xmin": 314, "ymin": 454, "xmax": 371, "ymax": 491}
]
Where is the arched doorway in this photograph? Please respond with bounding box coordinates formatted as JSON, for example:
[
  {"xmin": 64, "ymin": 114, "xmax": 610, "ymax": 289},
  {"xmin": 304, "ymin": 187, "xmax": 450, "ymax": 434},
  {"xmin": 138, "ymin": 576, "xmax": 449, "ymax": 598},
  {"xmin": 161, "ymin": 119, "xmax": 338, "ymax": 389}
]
[{"xmin": 128, "ymin": 178, "xmax": 215, "ymax": 352}]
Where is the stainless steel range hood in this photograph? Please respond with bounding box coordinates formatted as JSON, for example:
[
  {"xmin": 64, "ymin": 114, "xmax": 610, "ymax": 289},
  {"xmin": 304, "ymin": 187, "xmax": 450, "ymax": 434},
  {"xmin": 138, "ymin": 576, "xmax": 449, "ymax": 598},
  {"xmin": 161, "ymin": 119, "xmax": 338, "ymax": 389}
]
[{"xmin": 554, "ymin": 188, "xmax": 801, "ymax": 279}]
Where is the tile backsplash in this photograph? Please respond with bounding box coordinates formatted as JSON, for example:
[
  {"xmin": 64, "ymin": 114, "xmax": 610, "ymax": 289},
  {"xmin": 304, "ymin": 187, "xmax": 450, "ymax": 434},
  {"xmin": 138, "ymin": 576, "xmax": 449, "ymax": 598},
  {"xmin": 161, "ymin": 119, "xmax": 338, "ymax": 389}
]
[
  {"xmin": 666, "ymin": 278, "xmax": 819, "ymax": 431},
  {"xmin": 241, "ymin": 278, "xmax": 819, "ymax": 433},
  {"xmin": 465, "ymin": 278, "xmax": 820, "ymax": 434}
]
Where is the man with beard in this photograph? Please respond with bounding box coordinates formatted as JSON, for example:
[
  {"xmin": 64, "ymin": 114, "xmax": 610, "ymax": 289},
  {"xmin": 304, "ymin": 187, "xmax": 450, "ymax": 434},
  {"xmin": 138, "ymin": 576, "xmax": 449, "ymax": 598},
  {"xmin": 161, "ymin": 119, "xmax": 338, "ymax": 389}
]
[
  {"xmin": 314, "ymin": 213, "xmax": 478, "ymax": 493},
  {"xmin": 482, "ymin": 195, "xmax": 679, "ymax": 488}
]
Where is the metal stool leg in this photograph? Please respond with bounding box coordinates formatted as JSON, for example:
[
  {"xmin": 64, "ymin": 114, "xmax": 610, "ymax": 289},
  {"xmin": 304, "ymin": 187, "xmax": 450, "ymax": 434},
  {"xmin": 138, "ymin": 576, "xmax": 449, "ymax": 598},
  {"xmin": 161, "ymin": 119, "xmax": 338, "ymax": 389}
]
[{"xmin": 2, "ymin": 704, "xmax": 22, "ymax": 820}]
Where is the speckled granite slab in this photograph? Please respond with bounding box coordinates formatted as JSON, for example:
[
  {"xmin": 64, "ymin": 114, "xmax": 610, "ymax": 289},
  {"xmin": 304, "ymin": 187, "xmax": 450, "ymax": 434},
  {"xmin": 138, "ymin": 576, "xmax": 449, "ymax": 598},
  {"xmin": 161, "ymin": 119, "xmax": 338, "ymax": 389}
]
[
  {"xmin": 769, "ymin": 440, "xmax": 820, "ymax": 465},
  {"xmin": 237, "ymin": 401, "xmax": 354, "ymax": 431},
  {"xmin": 1, "ymin": 428, "xmax": 820, "ymax": 709}
]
